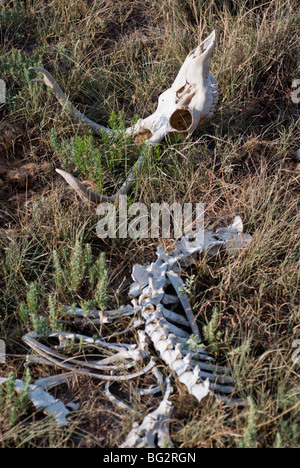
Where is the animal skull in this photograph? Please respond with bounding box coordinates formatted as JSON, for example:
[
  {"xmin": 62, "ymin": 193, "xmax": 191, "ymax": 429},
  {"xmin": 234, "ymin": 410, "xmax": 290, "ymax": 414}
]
[
  {"xmin": 129, "ymin": 30, "xmax": 218, "ymax": 146},
  {"xmin": 30, "ymin": 30, "xmax": 218, "ymax": 202}
]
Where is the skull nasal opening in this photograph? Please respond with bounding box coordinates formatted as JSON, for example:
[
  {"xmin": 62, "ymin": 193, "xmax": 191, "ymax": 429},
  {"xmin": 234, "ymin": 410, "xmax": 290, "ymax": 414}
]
[{"xmin": 170, "ymin": 109, "xmax": 193, "ymax": 132}]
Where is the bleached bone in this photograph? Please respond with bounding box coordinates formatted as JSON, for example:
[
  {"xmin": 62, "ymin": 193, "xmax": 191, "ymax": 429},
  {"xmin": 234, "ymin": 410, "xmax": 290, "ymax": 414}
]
[
  {"xmin": 173, "ymin": 217, "xmax": 251, "ymax": 260},
  {"xmin": 25, "ymin": 355, "xmax": 56, "ymax": 367},
  {"xmin": 50, "ymin": 331, "xmax": 136, "ymax": 351},
  {"xmin": 53, "ymin": 330, "xmax": 148, "ymax": 362},
  {"xmin": 0, "ymin": 377, "xmax": 70, "ymax": 427},
  {"xmin": 34, "ymin": 372, "xmax": 74, "ymax": 390},
  {"xmin": 105, "ymin": 382, "xmax": 135, "ymax": 413},
  {"xmin": 141, "ymin": 305, "xmax": 244, "ymax": 405},
  {"xmin": 105, "ymin": 372, "xmax": 137, "ymax": 413},
  {"xmin": 100, "ymin": 318, "xmax": 144, "ymax": 341},
  {"xmin": 128, "ymin": 30, "xmax": 218, "ymax": 146},
  {"xmin": 142, "ymin": 308, "xmax": 211, "ymax": 402},
  {"xmin": 174, "ymin": 230, "xmax": 223, "ymax": 258},
  {"xmin": 152, "ymin": 366, "xmax": 164, "ymax": 384},
  {"xmin": 30, "ymin": 31, "xmax": 217, "ymax": 202},
  {"xmin": 64, "ymin": 304, "xmax": 136, "ymax": 324},
  {"xmin": 129, "ymin": 217, "xmax": 253, "ymax": 404},
  {"xmin": 55, "ymin": 168, "xmax": 112, "ymax": 203},
  {"xmin": 162, "ymin": 294, "xmax": 180, "ymax": 305},
  {"xmin": 166, "ymin": 270, "xmax": 200, "ymax": 338},
  {"xmin": 129, "ymin": 283, "xmax": 143, "ymax": 298},
  {"xmin": 209, "ymin": 216, "xmax": 253, "ymax": 256},
  {"xmin": 181, "ymin": 345, "xmax": 217, "ymax": 363},
  {"xmin": 136, "ymin": 386, "xmax": 162, "ymax": 396},
  {"xmin": 160, "ymin": 304, "xmax": 190, "ymax": 328},
  {"xmin": 120, "ymin": 377, "xmax": 174, "ymax": 448},
  {"xmin": 29, "ymin": 67, "xmax": 110, "ymax": 136},
  {"xmin": 23, "ymin": 331, "xmax": 155, "ymax": 381},
  {"xmin": 136, "ymin": 365, "xmax": 164, "ymax": 396}
]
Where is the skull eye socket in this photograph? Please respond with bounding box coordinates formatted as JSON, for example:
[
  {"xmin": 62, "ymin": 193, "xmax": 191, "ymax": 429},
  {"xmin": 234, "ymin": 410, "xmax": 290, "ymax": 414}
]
[
  {"xmin": 170, "ymin": 108, "xmax": 193, "ymax": 132},
  {"xmin": 135, "ymin": 128, "xmax": 153, "ymax": 142}
]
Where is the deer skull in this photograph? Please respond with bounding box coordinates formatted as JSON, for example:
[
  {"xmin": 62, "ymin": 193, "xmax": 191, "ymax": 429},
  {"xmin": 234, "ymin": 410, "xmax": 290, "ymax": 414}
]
[
  {"xmin": 129, "ymin": 30, "xmax": 218, "ymax": 146},
  {"xmin": 30, "ymin": 30, "xmax": 218, "ymax": 202}
]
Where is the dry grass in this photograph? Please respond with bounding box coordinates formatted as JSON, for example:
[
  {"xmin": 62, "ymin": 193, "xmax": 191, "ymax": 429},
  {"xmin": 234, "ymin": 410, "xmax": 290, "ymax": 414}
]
[{"xmin": 0, "ymin": 0, "xmax": 299, "ymax": 448}]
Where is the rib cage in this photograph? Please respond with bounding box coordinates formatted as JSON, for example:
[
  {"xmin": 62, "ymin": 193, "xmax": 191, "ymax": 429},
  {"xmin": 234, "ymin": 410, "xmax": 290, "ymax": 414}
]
[{"xmin": 22, "ymin": 217, "xmax": 251, "ymax": 444}]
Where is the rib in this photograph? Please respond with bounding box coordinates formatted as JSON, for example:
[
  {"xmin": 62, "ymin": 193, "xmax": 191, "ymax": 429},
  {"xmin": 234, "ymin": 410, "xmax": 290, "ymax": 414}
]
[
  {"xmin": 166, "ymin": 271, "xmax": 201, "ymax": 339},
  {"xmin": 22, "ymin": 331, "xmax": 155, "ymax": 381},
  {"xmin": 120, "ymin": 376, "xmax": 174, "ymax": 448}
]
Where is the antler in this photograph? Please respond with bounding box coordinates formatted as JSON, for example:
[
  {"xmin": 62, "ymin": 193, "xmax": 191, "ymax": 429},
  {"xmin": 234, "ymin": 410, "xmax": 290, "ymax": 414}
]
[
  {"xmin": 31, "ymin": 67, "xmax": 152, "ymax": 204},
  {"xmin": 56, "ymin": 147, "xmax": 149, "ymax": 203},
  {"xmin": 55, "ymin": 169, "xmax": 114, "ymax": 203},
  {"xmin": 30, "ymin": 67, "xmax": 111, "ymax": 136}
]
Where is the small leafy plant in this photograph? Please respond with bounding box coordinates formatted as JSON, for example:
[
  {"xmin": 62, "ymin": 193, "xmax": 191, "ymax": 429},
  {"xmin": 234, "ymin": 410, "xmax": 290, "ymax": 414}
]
[
  {"xmin": 53, "ymin": 240, "xmax": 109, "ymax": 311},
  {"xmin": 203, "ymin": 308, "xmax": 224, "ymax": 355},
  {"xmin": 49, "ymin": 111, "xmax": 141, "ymax": 191},
  {"xmin": 0, "ymin": 370, "xmax": 31, "ymax": 427}
]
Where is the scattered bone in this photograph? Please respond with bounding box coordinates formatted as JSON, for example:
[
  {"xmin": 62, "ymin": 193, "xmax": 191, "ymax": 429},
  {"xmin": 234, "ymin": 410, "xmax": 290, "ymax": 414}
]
[
  {"xmin": 64, "ymin": 304, "xmax": 138, "ymax": 325},
  {"xmin": 120, "ymin": 377, "xmax": 174, "ymax": 448},
  {"xmin": 0, "ymin": 377, "xmax": 70, "ymax": 427},
  {"xmin": 34, "ymin": 372, "xmax": 75, "ymax": 390},
  {"xmin": 214, "ymin": 216, "xmax": 252, "ymax": 255},
  {"xmin": 23, "ymin": 331, "xmax": 156, "ymax": 381},
  {"xmin": 24, "ymin": 217, "xmax": 249, "ymax": 401},
  {"xmin": 105, "ymin": 372, "xmax": 136, "ymax": 413},
  {"xmin": 13, "ymin": 27, "xmax": 256, "ymax": 443}
]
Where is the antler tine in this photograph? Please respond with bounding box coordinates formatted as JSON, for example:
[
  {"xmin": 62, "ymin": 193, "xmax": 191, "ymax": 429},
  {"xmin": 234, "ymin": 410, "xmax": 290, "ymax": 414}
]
[
  {"xmin": 30, "ymin": 67, "xmax": 111, "ymax": 136},
  {"xmin": 56, "ymin": 169, "xmax": 115, "ymax": 203},
  {"xmin": 117, "ymin": 144, "xmax": 151, "ymax": 196},
  {"xmin": 56, "ymin": 144, "xmax": 151, "ymax": 204}
]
